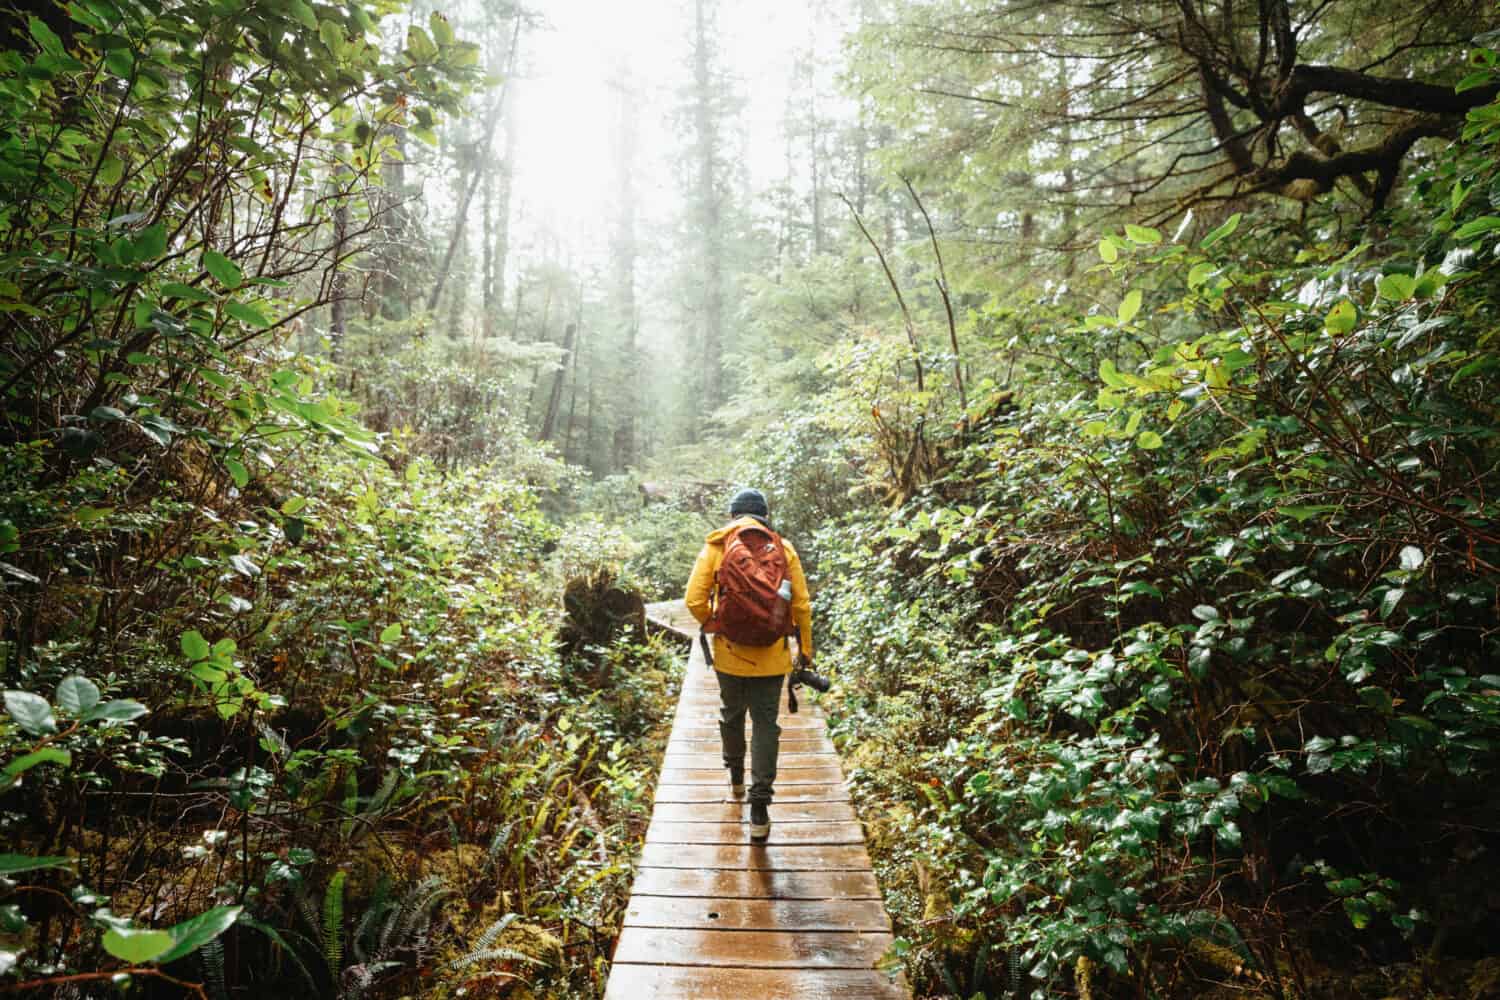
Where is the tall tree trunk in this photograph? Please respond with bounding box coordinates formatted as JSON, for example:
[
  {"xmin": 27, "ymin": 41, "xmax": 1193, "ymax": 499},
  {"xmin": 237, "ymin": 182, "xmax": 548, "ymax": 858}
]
[
  {"xmin": 379, "ymin": 124, "xmax": 408, "ymax": 320},
  {"xmin": 608, "ymin": 63, "xmax": 640, "ymax": 471},
  {"xmin": 691, "ymin": 0, "xmax": 725, "ymax": 416},
  {"xmin": 540, "ymin": 320, "xmax": 577, "ymax": 444},
  {"xmin": 445, "ymin": 227, "xmax": 467, "ymax": 341},
  {"xmin": 563, "ymin": 321, "xmax": 583, "ymax": 460},
  {"xmin": 482, "ymin": 159, "xmax": 494, "ymax": 338},
  {"xmin": 427, "ymin": 16, "xmax": 521, "ymax": 313},
  {"xmin": 329, "ymin": 147, "xmax": 350, "ymax": 366}
]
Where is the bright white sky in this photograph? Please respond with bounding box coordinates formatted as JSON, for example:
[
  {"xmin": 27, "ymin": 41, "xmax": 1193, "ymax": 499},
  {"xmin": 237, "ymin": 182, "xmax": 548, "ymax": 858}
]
[{"xmin": 504, "ymin": 0, "xmax": 837, "ymax": 270}]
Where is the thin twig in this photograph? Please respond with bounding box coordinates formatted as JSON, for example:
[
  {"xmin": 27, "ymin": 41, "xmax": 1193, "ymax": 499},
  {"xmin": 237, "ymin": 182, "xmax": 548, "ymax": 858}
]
[
  {"xmin": 836, "ymin": 191, "xmax": 924, "ymax": 394},
  {"xmin": 902, "ymin": 175, "xmax": 967, "ymax": 416}
]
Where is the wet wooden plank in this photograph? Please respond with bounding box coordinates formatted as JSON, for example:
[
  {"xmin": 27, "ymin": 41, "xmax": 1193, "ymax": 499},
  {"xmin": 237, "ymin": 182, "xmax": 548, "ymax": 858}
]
[
  {"xmin": 662, "ymin": 752, "xmax": 841, "ymax": 767},
  {"xmin": 675, "ymin": 731, "xmax": 840, "ymax": 746},
  {"xmin": 638, "ymin": 843, "xmax": 872, "ymax": 871},
  {"xmin": 630, "ymin": 867, "xmax": 882, "ymax": 900},
  {"xmin": 613, "ymin": 927, "xmax": 893, "ymax": 969},
  {"xmin": 624, "ymin": 896, "xmax": 890, "ymax": 932},
  {"xmin": 674, "ymin": 717, "xmax": 828, "ymax": 731},
  {"xmin": 604, "ymin": 965, "xmax": 907, "ymax": 1000},
  {"xmin": 653, "ymin": 784, "xmax": 850, "ymax": 803},
  {"xmin": 650, "ymin": 801, "xmax": 857, "ymax": 823},
  {"xmin": 659, "ymin": 766, "xmax": 846, "ymax": 784},
  {"xmin": 646, "ymin": 820, "xmax": 866, "ymax": 845}
]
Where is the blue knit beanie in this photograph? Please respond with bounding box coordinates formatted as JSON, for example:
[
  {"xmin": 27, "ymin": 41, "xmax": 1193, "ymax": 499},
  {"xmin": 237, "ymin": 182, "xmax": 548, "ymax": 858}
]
[{"xmin": 728, "ymin": 487, "xmax": 769, "ymax": 519}]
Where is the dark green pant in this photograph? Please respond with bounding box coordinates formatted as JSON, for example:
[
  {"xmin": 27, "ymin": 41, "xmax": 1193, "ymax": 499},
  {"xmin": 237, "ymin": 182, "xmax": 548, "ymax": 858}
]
[{"xmin": 715, "ymin": 670, "xmax": 783, "ymax": 805}]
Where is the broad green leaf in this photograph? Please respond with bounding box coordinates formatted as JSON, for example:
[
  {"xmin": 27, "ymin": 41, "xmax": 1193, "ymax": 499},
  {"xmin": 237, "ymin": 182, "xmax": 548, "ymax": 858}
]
[
  {"xmin": 1456, "ymin": 69, "xmax": 1494, "ymax": 93},
  {"xmin": 89, "ymin": 405, "xmax": 127, "ymax": 423},
  {"xmin": 181, "ymin": 630, "xmax": 210, "ymax": 661},
  {"xmin": 1323, "ymin": 300, "xmax": 1357, "ymax": 335},
  {"xmin": 1098, "ymin": 359, "xmax": 1127, "ymax": 388},
  {"xmin": 103, "ymin": 927, "xmax": 174, "ymax": 963},
  {"xmin": 1117, "ymin": 289, "xmax": 1142, "ymax": 324},
  {"xmin": 288, "ymin": 0, "xmax": 317, "ymax": 29},
  {"xmin": 155, "ymin": 905, "xmax": 243, "ymax": 965},
  {"xmin": 104, "ymin": 47, "xmax": 132, "ymax": 78},
  {"xmin": 81, "ymin": 699, "xmax": 147, "ymax": 724},
  {"xmin": 28, "ymin": 16, "xmax": 64, "ymax": 55},
  {"xmin": 1279, "ymin": 504, "xmax": 1336, "ymax": 522},
  {"xmin": 4, "ymin": 691, "xmax": 55, "ymax": 735},
  {"xmin": 97, "ymin": 155, "xmax": 124, "ymax": 187},
  {"xmin": 0, "ymin": 854, "xmax": 74, "ymax": 875},
  {"xmin": 379, "ymin": 623, "xmax": 403, "ymax": 643},
  {"xmin": 318, "ymin": 19, "xmax": 343, "ymax": 52},
  {"xmin": 1192, "ymin": 605, "xmax": 1220, "ymax": 621},
  {"xmin": 1453, "ymin": 215, "xmax": 1500, "ymax": 241},
  {"xmin": 1379, "ymin": 588, "xmax": 1404, "ymax": 619},
  {"xmin": 1342, "ymin": 897, "xmax": 1373, "ymax": 930},
  {"xmin": 1376, "ymin": 273, "xmax": 1416, "ymax": 302},
  {"xmin": 406, "ymin": 24, "xmax": 437, "ymax": 60},
  {"xmin": 224, "ymin": 457, "xmax": 249, "ymax": 488},
  {"xmin": 281, "ymin": 497, "xmax": 307, "ymax": 515},
  {"xmin": 1200, "ymin": 212, "xmax": 1241, "ymax": 249},
  {"xmin": 203, "ymin": 250, "xmax": 242, "ymax": 290},
  {"xmin": 161, "ymin": 281, "xmax": 214, "ymax": 303},
  {"xmin": 1, "ymin": 748, "xmax": 71, "ymax": 787},
  {"xmin": 1187, "ymin": 261, "xmax": 1215, "ymax": 288},
  {"xmin": 56, "ymin": 675, "xmax": 100, "ymax": 715},
  {"xmin": 1098, "ymin": 239, "xmax": 1117, "ymax": 263},
  {"xmin": 224, "ymin": 301, "xmax": 271, "ymax": 329},
  {"xmin": 132, "ymin": 223, "xmax": 167, "ymax": 261},
  {"xmin": 429, "ymin": 11, "xmax": 455, "ymax": 45},
  {"xmin": 1136, "ymin": 430, "xmax": 1163, "ymax": 449},
  {"xmin": 1125, "ymin": 223, "xmax": 1161, "ymax": 245}
]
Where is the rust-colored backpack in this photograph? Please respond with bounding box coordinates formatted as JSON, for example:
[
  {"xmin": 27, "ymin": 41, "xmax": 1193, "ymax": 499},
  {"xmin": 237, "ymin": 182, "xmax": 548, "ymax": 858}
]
[{"xmin": 705, "ymin": 521, "xmax": 794, "ymax": 647}]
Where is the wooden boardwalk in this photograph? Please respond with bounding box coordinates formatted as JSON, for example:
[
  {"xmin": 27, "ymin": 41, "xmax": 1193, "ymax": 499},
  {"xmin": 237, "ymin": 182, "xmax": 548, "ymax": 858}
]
[{"xmin": 605, "ymin": 602, "xmax": 906, "ymax": 999}]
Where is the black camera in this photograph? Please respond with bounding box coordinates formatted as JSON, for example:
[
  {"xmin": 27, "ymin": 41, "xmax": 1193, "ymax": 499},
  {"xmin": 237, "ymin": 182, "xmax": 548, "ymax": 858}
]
[{"xmin": 790, "ymin": 666, "xmax": 831, "ymax": 693}]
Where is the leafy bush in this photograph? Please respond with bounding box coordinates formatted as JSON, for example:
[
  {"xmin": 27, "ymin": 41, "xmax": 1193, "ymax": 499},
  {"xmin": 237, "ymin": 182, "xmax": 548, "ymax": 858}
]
[{"xmin": 810, "ymin": 61, "xmax": 1500, "ymax": 1000}]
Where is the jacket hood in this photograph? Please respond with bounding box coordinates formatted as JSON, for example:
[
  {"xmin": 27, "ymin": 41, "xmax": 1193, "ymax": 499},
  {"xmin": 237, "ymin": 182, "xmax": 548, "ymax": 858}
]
[{"xmin": 705, "ymin": 515, "xmax": 772, "ymax": 544}]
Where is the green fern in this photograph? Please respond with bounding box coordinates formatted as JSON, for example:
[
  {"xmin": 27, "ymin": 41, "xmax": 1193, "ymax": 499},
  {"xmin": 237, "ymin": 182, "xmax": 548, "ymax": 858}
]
[
  {"xmin": 323, "ymin": 870, "xmax": 346, "ymax": 976},
  {"xmin": 441, "ymin": 913, "xmax": 541, "ymax": 975},
  {"xmin": 352, "ymin": 874, "xmax": 393, "ymax": 965},
  {"xmin": 200, "ymin": 936, "xmax": 228, "ymax": 1000}
]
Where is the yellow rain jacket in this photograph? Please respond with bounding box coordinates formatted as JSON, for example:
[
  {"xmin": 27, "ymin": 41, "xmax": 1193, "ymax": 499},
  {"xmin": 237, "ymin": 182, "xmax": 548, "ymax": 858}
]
[{"xmin": 685, "ymin": 516, "xmax": 813, "ymax": 677}]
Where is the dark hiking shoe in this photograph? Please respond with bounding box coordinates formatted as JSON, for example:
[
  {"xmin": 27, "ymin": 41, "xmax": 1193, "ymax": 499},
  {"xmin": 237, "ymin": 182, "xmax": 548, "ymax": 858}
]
[
  {"xmin": 749, "ymin": 802, "xmax": 770, "ymax": 842},
  {"xmin": 729, "ymin": 765, "xmax": 745, "ymax": 799}
]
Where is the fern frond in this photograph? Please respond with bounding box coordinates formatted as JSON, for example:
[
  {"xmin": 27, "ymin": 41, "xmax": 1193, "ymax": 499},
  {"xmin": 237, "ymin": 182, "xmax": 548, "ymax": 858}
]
[
  {"xmin": 471, "ymin": 912, "xmax": 520, "ymax": 953},
  {"xmin": 323, "ymin": 871, "xmax": 347, "ymax": 974},
  {"xmin": 352, "ymin": 874, "xmax": 393, "ymax": 965},
  {"xmin": 382, "ymin": 874, "xmax": 453, "ymax": 957},
  {"xmin": 200, "ymin": 936, "xmax": 228, "ymax": 1000},
  {"xmin": 443, "ymin": 947, "xmax": 539, "ymax": 973}
]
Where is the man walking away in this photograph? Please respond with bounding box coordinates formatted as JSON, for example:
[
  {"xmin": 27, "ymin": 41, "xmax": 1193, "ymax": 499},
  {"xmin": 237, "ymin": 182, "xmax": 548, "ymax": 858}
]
[{"xmin": 684, "ymin": 488, "xmax": 813, "ymax": 842}]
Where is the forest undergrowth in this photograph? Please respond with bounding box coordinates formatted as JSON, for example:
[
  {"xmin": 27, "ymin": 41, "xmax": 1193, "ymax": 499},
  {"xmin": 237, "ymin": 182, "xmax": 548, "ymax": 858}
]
[{"xmin": 728, "ymin": 44, "xmax": 1500, "ymax": 1000}]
